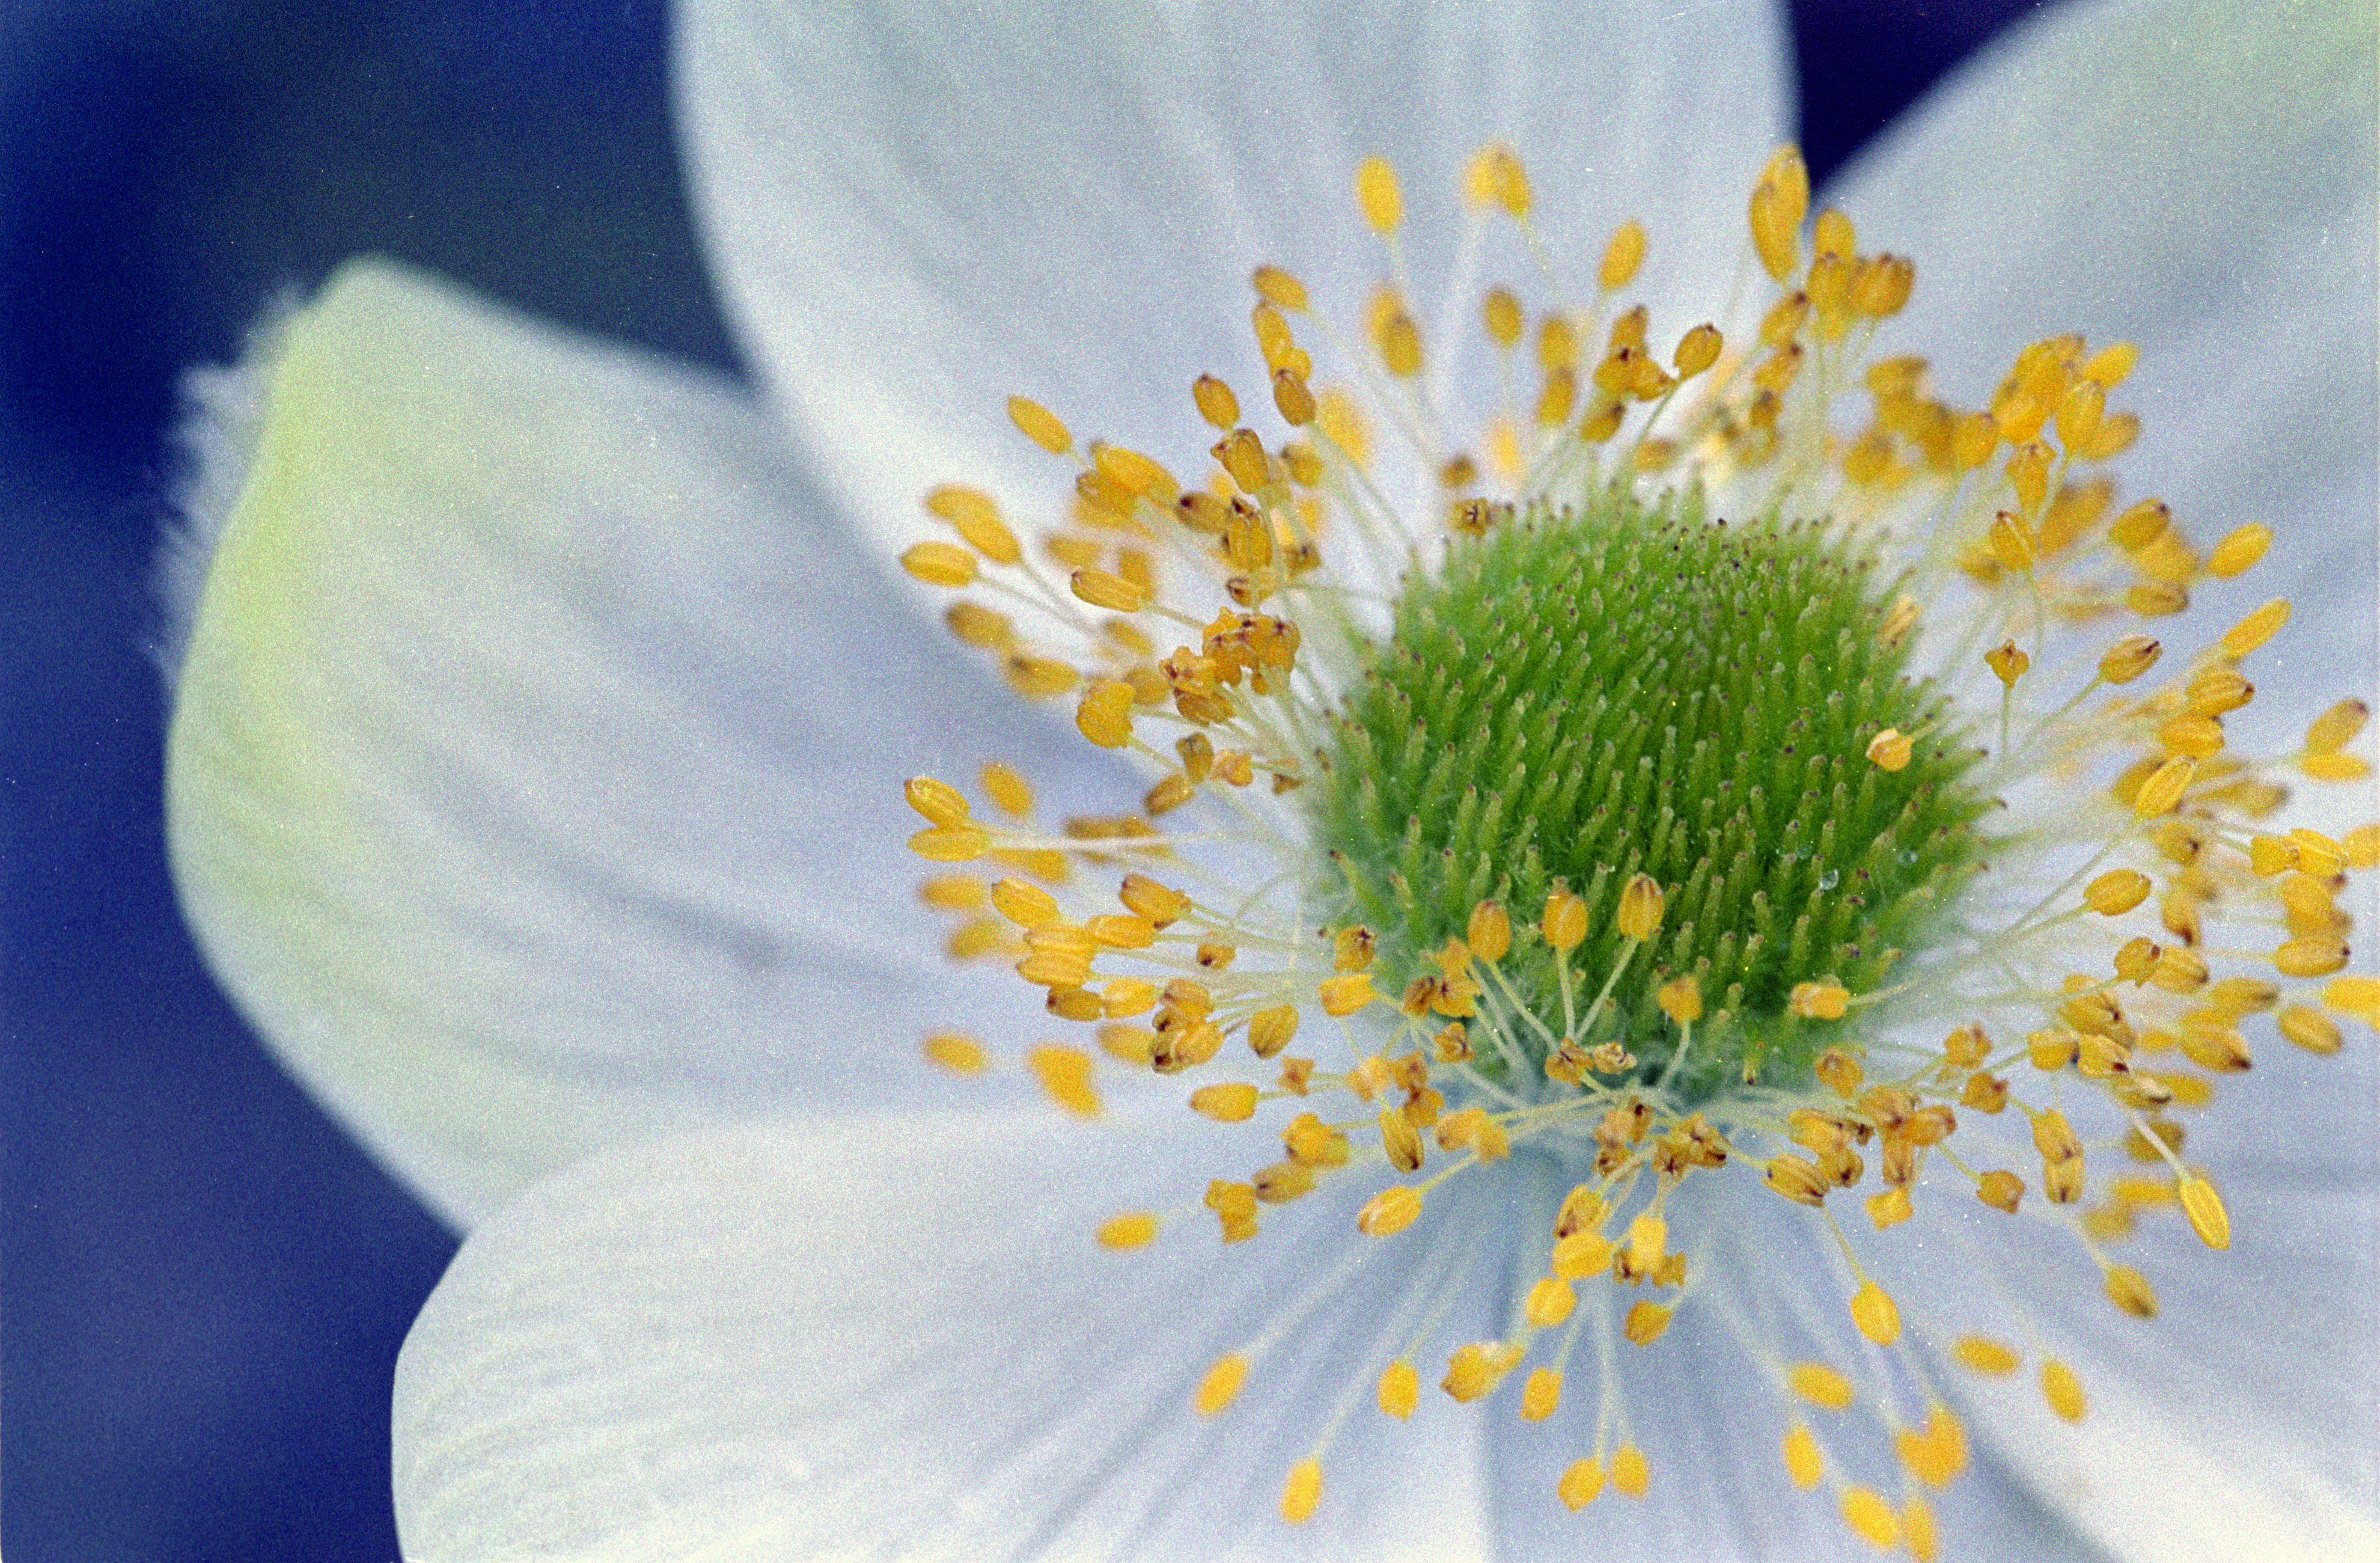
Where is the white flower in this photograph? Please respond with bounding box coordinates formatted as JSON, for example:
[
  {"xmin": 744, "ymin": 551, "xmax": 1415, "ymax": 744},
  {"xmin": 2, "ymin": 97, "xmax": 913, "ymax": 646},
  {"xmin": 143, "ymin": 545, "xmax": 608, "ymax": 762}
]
[{"xmin": 162, "ymin": 0, "xmax": 2378, "ymax": 1558}]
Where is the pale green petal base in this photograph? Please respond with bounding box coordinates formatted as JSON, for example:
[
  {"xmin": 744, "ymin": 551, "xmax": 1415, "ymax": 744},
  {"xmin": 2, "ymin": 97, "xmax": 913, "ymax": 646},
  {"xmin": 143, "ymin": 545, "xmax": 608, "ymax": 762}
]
[{"xmin": 165, "ymin": 260, "xmax": 1063, "ymax": 1227}]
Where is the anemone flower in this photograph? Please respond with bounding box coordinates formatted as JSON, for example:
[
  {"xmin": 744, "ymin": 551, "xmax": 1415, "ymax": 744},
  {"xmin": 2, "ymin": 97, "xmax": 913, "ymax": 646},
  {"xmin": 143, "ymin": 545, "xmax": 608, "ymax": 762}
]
[{"xmin": 163, "ymin": 0, "xmax": 2378, "ymax": 1558}]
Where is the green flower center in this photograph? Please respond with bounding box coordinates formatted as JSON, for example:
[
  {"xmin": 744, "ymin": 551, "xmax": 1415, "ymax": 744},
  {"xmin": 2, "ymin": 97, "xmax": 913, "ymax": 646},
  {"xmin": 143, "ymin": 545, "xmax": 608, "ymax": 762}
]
[{"xmin": 1314, "ymin": 486, "xmax": 1991, "ymax": 1102}]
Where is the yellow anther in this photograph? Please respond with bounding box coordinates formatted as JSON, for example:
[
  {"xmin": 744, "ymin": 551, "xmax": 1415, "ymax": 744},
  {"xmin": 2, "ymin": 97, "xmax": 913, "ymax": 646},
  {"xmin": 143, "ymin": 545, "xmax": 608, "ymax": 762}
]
[
  {"xmin": 1251, "ymin": 1159, "xmax": 1316, "ymax": 1204},
  {"xmin": 1002, "ymin": 653, "xmax": 1078, "ymax": 699},
  {"xmin": 924, "ymin": 485, "xmax": 1022, "ymax": 565},
  {"xmin": 1551, "ymin": 1229, "xmax": 1616, "ymax": 1279},
  {"xmin": 1788, "ymin": 1361, "xmax": 1855, "ymax": 1410},
  {"xmin": 1074, "ymin": 679, "xmax": 1135, "ymax": 749},
  {"xmin": 1245, "ymin": 263, "xmax": 1308, "ymax": 312},
  {"xmin": 1318, "ymin": 972, "xmax": 1376, "ymax": 1018},
  {"xmin": 1811, "ymin": 206, "xmax": 1855, "ymax": 261},
  {"xmin": 2126, "ymin": 579, "xmax": 2191, "ymax": 617},
  {"xmin": 921, "ymin": 1032, "xmax": 989, "ymax": 1075},
  {"xmin": 2304, "ymin": 698, "xmax": 2371, "ymax": 754},
  {"xmin": 1781, "ymin": 1422, "xmax": 1823, "ymax": 1489},
  {"xmin": 1464, "ymin": 142, "xmax": 1531, "ymax": 216},
  {"xmin": 942, "ymin": 601, "xmax": 1013, "ymax": 649},
  {"xmin": 2220, "ymin": 598, "xmax": 2291, "ymax": 658},
  {"xmin": 1656, "ymin": 974, "xmax": 1703, "ymax": 1025},
  {"xmin": 1610, "ymin": 1444, "xmax": 1650, "ymax": 1497},
  {"xmin": 1081, "ymin": 1205, "xmax": 1162, "ymax": 1253},
  {"xmin": 1616, "ymin": 873, "xmax": 1665, "ymax": 940},
  {"xmin": 1557, "ymin": 1458, "xmax": 1605, "ymax": 1510},
  {"xmin": 904, "ymin": 775, "xmax": 972, "ymax": 827},
  {"xmin": 1851, "ymin": 1280, "xmax": 1900, "ymax": 1345},
  {"xmin": 1749, "ymin": 145, "xmax": 1808, "ymax": 282},
  {"xmin": 1669, "ymin": 322, "xmax": 1722, "ymax": 379},
  {"xmin": 1764, "ymin": 1154, "xmax": 1830, "ymax": 1208},
  {"xmin": 1865, "ymin": 728, "xmax": 1914, "ymax": 771},
  {"xmin": 1278, "ymin": 1458, "xmax": 1322, "ymax": 1524},
  {"xmin": 1441, "ymin": 1341, "xmax": 1519, "ymax": 1402},
  {"xmin": 1982, "ymin": 640, "xmax": 2029, "ymax": 688},
  {"xmin": 2174, "ymin": 1172, "xmax": 2230, "ymax": 1250},
  {"xmin": 1379, "ymin": 310, "xmax": 1424, "ymax": 377},
  {"xmin": 1069, "ymin": 566, "xmax": 1147, "ymax": 614},
  {"xmin": 2155, "ymin": 713, "xmax": 2224, "ymax": 759},
  {"xmin": 908, "ymin": 824, "xmax": 990, "ymax": 861},
  {"xmin": 1953, "ymin": 1335, "xmax": 2020, "ymax": 1375},
  {"xmin": 1541, "ymin": 888, "xmax": 1588, "ymax": 951},
  {"xmin": 1006, "ymin": 394, "xmax": 1071, "ymax": 453},
  {"xmin": 1356, "ymin": 1184, "xmax": 1423, "ymax": 1237},
  {"xmin": 1464, "ymin": 900, "xmax": 1512, "ymax": 962},
  {"xmin": 2291, "ymin": 827, "xmax": 2348, "ymax": 876},
  {"xmin": 1025, "ymin": 1044, "xmax": 1099, "ymax": 1118},
  {"xmin": 2276, "ymin": 936, "xmax": 2350, "ymax": 977},
  {"xmin": 1186, "ymin": 1082, "xmax": 1257, "ymax": 1123},
  {"xmin": 2104, "ymin": 1264, "xmax": 2158, "ymax": 1319},
  {"xmin": 1986, "ymin": 509, "xmax": 2037, "ymax": 572},
  {"xmin": 2278, "ymin": 1002, "xmax": 2343, "ymax": 1054},
  {"xmin": 900, "ymin": 540, "xmax": 977, "ymax": 587},
  {"xmin": 1520, "ymin": 1366, "xmax": 1563, "ymax": 1421},
  {"xmin": 2040, "ymin": 1359, "xmax": 2087, "ymax": 1421},
  {"xmin": 2053, "ymin": 378, "xmax": 2104, "ymax": 451},
  {"xmin": 1841, "ymin": 1487, "xmax": 1901, "ymax": 1550},
  {"xmin": 2132, "ymin": 756, "xmax": 2195, "ymax": 818},
  {"xmin": 2108, "ymin": 497, "xmax": 2171, "ymax": 551},
  {"xmin": 2079, "ymin": 339, "xmax": 2138, "ymax": 386},
  {"xmin": 1510, "ymin": 1273, "xmax": 1576, "ymax": 1330},
  {"xmin": 1271, "ymin": 366, "xmax": 1317, "ymax": 426},
  {"xmin": 1977, "ymin": 1169, "xmax": 2024, "ymax": 1213},
  {"xmin": 918, "ymin": 874, "xmax": 986, "ymax": 913},
  {"xmin": 1377, "ymin": 1107, "xmax": 1426, "ymax": 1173},
  {"xmin": 1622, "ymin": 1299, "xmax": 1673, "ymax": 1346},
  {"xmin": 1185, "ymin": 375, "xmax": 1241, "ymax": 433},
  {"xmin": 2183, "ymin": 667, "xmax": 2254, "ymax": 717},
  {"xmin": 1475, "ymin": 289, "xmax": 1524, "ymax": 352},
  {"xmin": 1625, "ymin": 1211, "xmax": 1668, "ymax": 1272},
  {"xmin": 2206, "ymin": 522, "xmax": 2272, "ymax": 578},
  {"xmin": 1436, "ymin": 1105, "xmax": 1510, "ymax": 1161},
  {"xmin": 2082, "ymin": 869, "xmax": 2152, "ymax": 916},
  {"xmin": 1599, "ymin": 218, "xmax": 1648, "ymax": 291},
  {"xmin": 1365, "ymin": 1360, "xmax": 1420, "ymax": 1422},
  {"xmin": 1864, "ymin": 1187, "xmax": 1912, "ymax": 1228},
  {"xmin": 1795, "ymin": 983, "xmax": 1853, "ymax": 1022},
  {"xmin": 1906, "ymin": 1497, "xmax": 1941, "ymax": 1563},
  {"xmin": 1085, "ymin": 914, "xmax": 1156, "ymax": 951}
]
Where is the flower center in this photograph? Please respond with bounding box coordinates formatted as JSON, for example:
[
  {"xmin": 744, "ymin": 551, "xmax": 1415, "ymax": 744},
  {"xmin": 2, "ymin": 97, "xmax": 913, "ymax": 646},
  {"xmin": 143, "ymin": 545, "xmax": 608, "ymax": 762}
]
[
  {"xmin": 892, "ymin": 138, "xmax": 2376, "ymax": 1555},
  {"xmin": 1315, "ymin": 485, "xmax": 1988, "ymax": 1104}
]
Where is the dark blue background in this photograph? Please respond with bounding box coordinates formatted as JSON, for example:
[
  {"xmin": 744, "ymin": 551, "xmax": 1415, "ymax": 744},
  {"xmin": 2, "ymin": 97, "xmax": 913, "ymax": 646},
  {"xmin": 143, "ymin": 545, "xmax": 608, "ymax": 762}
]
[{"xmin": 2, "ymin": 2, "xmax": 2043, "ymax": 1557}]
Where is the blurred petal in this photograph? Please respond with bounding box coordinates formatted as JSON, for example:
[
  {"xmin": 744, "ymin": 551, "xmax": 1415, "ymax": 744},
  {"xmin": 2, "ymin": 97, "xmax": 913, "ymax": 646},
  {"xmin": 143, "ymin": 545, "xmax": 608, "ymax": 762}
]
[
  {"xmin": 677, "ymin": 0, "xmax": 1790, "ymax": 570},
  {"xmin": 394, "ymin": 1112, "xmax": 1510, "ymax": 1559},
  {"xmin": 166, "ymin": 259, "xmax": 1085, "ymax": 1228},
  {"xmin": 1833, "ymin": 0, "xmax": 2378, "ymax": 639}
]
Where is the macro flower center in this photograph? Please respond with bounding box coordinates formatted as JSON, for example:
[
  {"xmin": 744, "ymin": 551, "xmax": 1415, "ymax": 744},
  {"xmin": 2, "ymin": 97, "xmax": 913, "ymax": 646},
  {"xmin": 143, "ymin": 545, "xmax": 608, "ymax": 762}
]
[
  {"xmin": 892, "ymin": 141, "xmax": 2375, "ymax": 1554},
  {"xmin": 1316, "ymin": 485, "xmax": 1988, "ymax": 1106}
]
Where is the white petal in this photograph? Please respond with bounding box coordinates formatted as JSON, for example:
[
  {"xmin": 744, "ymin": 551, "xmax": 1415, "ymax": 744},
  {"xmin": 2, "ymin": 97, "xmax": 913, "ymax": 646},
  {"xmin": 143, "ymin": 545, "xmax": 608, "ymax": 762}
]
[
  {"xmin": 1888, "ymin": 1057, "xmax": 2379, "ymax": 1562},
  {"xmin": 677, "ymin": 0, "xmax": 1790, "ymax": 573},
  {"xmin": 1832, "ymin": 0, "xmax": 2378, "ymax": 640},
  {"xmin": 394, "ymin": 1112, "xmax": 1513, "ymax": 1560},
  {"xmin": 166, "ymin": 259, "xmax": 1085, "ymax": 1228}
]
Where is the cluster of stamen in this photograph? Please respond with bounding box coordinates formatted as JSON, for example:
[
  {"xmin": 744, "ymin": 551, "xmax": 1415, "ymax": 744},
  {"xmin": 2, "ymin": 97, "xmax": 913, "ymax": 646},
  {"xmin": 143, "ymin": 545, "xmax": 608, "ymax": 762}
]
[{"xmin": 896, "ymin": 142, "xmax": 2376, "ymax": 1553}]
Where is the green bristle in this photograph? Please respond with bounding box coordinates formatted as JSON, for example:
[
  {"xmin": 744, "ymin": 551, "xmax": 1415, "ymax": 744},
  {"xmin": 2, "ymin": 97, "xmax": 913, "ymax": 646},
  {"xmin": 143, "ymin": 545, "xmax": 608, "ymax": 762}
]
[{"xmin": 1310, "ymin": 484, "xmax": 1990, "ymax": 1102}]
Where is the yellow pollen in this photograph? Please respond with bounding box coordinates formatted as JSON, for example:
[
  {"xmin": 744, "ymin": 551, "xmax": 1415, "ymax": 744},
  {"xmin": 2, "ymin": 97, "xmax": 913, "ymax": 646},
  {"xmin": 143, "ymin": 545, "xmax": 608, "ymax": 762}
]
[
  {"xmin": 1851, "ymin": 1280, "xmax": 1900, "ymax": 1345},
  {"xmin": 1441, "ymin": 1341, "xmax": 1521, "ymax": 1402},
  {"xmin": 1557, "ymin": 1457, "xmax": 1605, "ymax": 1510},
  {"xmin": 1616, "ymin": 872, "xmax": 1665, "ymax": 939},
  {"xmin": 1522, "ymin": 1275, "xmax": 1576, "ymax": 1329},
  {"xmin": 2104, "ymin": 1264, "xmax": 2159, "ymax": 1319},
  {"xmin": 1357, "ymin": 1185, "xmax": 1424, "ymax": 1237},
  {"xmin": 1781, "ymin": 1422, "xmax": 1823, "ymax": 1488},
  {"xmin": 1025, "ymin": 1045, "xmax": 1100, "ymax": 1118},
  {"xmin": 2042, "ymin": 1359, "xmax": 2088, "ymax": 1421},
  {"xmin": 1520, "ymin": 1366, "xmax": 1564, "ymax": 1421},
  {"xmin": 1464, "ymin": 141, "xmax": 1531, "ymax": 216},
  {"xmin": 1096, "ymin": 1211, "xmax": 1159, "ymax": 1249},
  {"xmin": 1353, "ymin": 154, "xmax": 1402, "ymax": 232},
  {"xmin": 1006, "ymin": 394, "xmax": 1071, "ymax": 453},
  {"xmin": 1610, "ymin": 1444, "xmax": 1650, "ymax": 1498},
  {"xmin": 1656, "ymin": 974, "xmax": 1703, "ymax": 1024},
  {"xmin": 1551, "ymin": 1230, "xmax": 1616, "ymax": 1279},
  {"xmin": 1194, "ymin": 1353, "xmax": 1248, "ymax": 1416},
  {"xmin": 1907, "ymin": 1497, "xmax": 1941, "ymax": 1563},
  {"xmin": 1319, "ymin": 972, "xmax": 1377, "ymax": 1017},
  {"xmin": 1622, "ymin": 1299, "xmax": 1673, "ymax": 1346},
  {"xmin": 1376, "ymin": 1359, "xmax": 1420, "ymax": 1419},
  {"xmin": 1954, "ymin": 1335, "xmax": 2021, "ymax": 1375},
  {"xmin": 1599, "ymin": 219, "xmax": 1648, "ymax": 292},
  {"xmin": 1840, "ymin": 1487, "xmax": 1901, "ymax": 1550},
  {"xmin": 1278, "ymin": 1458, "xmax": 1322, "ymax": 1524},
  {"xmin": 1864, "ymin": 727, "xmax": 1914, "ymax": 771},
  {"xmin": 921, "ymin": 1031, "xmax": 990, "ymax": 1075},
  {"xmin": 1788, "ymin": 1360, "xmax": 1855, "ymax": 1410},
  {"xmin": 1541, "ymin": 888, "xmax": 1588, "ymax": 951}
]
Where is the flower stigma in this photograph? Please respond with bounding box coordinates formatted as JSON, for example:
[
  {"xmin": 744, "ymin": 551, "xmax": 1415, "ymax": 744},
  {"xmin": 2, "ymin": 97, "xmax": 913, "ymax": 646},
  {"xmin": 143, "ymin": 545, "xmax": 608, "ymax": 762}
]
[{"xmin": 896, "ymin": 144, "xmax": 2377, "ymax": 1553}]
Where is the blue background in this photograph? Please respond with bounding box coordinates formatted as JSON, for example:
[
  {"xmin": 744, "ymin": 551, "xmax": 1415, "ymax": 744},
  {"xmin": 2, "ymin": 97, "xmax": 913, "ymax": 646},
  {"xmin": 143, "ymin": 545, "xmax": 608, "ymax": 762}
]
[{"xmin": 2, "ymin": 2, "xmax": 2045, "ymax": 1557}]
